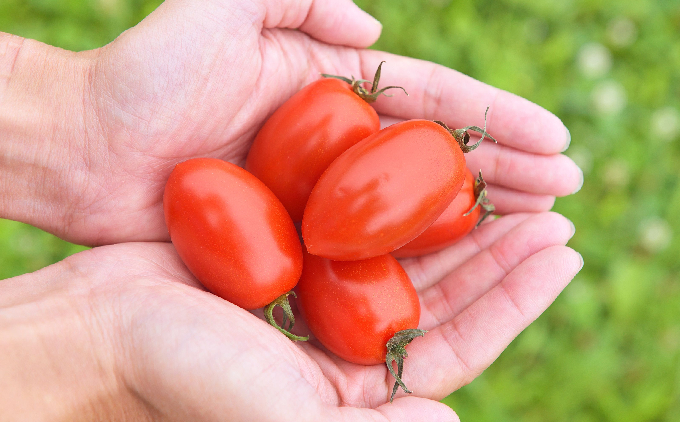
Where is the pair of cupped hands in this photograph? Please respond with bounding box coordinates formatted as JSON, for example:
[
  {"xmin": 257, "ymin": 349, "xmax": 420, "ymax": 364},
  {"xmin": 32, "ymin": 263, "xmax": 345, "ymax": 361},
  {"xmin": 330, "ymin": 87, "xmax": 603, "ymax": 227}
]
[{"xmin": 0, "ymin": 0, "xmax": 583, "ymax": 420}]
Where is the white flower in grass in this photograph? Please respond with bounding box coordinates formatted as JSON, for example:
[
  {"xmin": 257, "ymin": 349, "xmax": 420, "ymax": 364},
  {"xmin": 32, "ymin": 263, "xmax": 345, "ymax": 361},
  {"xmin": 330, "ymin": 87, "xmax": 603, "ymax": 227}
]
[
  {"xmin": 592, "ymin": 80, "xmax": 627, "ymax": 115},
  {"xmin": 651, "ymin": 107, "xmax": 680, "ymax": 142},
  {"xmin": 578, "ymin": 42, "xmax": 612, "ymax": 79},
  {"xmin": 639, "ymin": 217, "xmax": 673, "ymax": 254}
]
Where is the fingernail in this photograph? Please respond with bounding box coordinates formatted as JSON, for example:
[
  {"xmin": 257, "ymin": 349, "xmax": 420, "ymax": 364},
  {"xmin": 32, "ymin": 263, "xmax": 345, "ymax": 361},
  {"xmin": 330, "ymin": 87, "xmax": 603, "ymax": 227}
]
[
  {"xmin": 370, "ymin": 13, "xmax": 382, "ymax": 28},
  {"xmin": 567, "ymin": 218, "xmax": 576, "ymax": 239},
  {"xmin": 571, "ymin": 167, "xmax": 584, "ymax": 194},
  {"xmin": 577, "ymin": 252, "xmax": 584, "ymax": 272},
  {"xmin": 561, "ymin": 126, "xmax": 571, "ymax": 152}
]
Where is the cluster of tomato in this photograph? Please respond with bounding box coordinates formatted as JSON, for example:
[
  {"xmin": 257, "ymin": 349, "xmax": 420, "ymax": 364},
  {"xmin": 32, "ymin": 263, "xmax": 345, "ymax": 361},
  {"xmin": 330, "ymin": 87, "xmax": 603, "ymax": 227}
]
[{"xmin": 163, "ymin": 63, "xmax": 495, "ymax": 401}]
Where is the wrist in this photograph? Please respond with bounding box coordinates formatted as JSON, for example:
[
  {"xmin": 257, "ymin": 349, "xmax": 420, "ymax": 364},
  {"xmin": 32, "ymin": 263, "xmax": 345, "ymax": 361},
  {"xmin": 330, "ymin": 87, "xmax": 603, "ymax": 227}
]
[{"xmin": 0, "ymin": 33, "xmax": 96, "ymax": 242}]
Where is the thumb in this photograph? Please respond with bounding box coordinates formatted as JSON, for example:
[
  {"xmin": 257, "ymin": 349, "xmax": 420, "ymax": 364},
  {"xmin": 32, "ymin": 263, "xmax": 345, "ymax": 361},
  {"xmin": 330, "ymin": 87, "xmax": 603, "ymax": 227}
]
[{"xmin": 260, "ymin": 0, "xmax": 382, "ymax": 48}]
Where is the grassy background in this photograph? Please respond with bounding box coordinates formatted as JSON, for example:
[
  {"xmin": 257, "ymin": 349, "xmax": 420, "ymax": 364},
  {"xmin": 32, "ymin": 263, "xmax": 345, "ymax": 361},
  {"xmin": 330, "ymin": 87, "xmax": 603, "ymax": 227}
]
[{"xmin": 2, "ymin": 0, "xmax": 679, "ymax": 420}]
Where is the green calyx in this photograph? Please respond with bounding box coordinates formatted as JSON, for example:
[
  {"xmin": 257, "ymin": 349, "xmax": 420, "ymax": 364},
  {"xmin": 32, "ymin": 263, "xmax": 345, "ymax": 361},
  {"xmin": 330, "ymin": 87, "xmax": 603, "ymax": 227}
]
[
  {"xmin": 434, "ymin": 106, "xmax": 497, "ymax": 153},
  {"xmin": 322, "ymin": 61, "xmax": 408, "ymax": 103},
  {"xmin": 463, "ymin": 170, "xmax": 495, "ymax": 227},
  {"xmin": 385, "ymin": 328, "xmax": 427, "ymax": 402},
  {"xmin": 264, "ymin": 291, "xmax": 309, "ymax": 342}
]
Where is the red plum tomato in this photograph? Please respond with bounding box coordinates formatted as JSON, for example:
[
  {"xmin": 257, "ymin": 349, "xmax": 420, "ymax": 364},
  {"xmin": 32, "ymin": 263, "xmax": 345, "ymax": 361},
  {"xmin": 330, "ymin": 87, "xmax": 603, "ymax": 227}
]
[
  {"xmin": 163, "ymin": 158, "xmax": 303, "ymax": 310},
  {"xmin": 302, "ymin": 120, "xmax": 468, "ymax": 260},
  {"xmin": 245, "ymin": 78, "xmax": 380, "ymax": 221},
  {"xmin": 296, "ymin": 251, "xmax": 420, "ymax": 365}
]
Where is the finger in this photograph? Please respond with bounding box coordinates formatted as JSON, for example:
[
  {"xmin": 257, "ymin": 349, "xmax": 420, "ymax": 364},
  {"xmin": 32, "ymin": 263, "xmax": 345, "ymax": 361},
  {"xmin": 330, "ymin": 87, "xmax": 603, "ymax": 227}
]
[
  {"xmin": 485, "ymin": 184, "xmax": 556, "ymax": 214},
  {"xmin": 418, "ymin": 212, "xmax": 575, "ymax": 329},
  {"xmin": 400, "ymin": 213, "xmax": 534, "ymax": 291},
  {"xmin": 332, "ymin": 396, "xmax": 459, "ymax": 422},
  {"xmin": 260, "ymin": 0, "xmax": 382, "ymax": 48},
  {"xmin": 465, "ymin": 141, "xmax": 583, "ymax": 196},
  {"xmin": 358, "ymin": 51, "xmax": 569, "ymax": 154},
  {"xmin": 406, "ymin": 245, "xmax": 582, "ymax": 400}
]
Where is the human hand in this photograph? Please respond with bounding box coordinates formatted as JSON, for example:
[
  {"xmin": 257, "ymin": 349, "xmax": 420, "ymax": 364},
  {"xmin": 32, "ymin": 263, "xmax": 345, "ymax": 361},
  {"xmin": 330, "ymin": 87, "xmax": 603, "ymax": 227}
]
[
  {"xmin": 0, "ymin": 212, "xmax": 580, "ymax": 421},
  {"xmin": 2, "ymin": 2, "xmax": 583, "ymax": 418},
  {"xmin": 0, "ymin": 0, "xmax": 581, "ymax": 246}
]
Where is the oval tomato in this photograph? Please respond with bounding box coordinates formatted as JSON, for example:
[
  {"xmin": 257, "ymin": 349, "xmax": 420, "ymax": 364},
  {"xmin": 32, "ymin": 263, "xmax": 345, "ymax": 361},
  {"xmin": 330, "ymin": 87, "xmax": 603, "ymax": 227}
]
[
  {"xmin": 302, "ymin": 120, "xmax": 467, "ymax": 260},
  {"xmin": 296, "ymin": 252, "xmax": 420, "ymax": 364},
  {"xmin": 296, "ymin": 251, "xmax": 424, "ymax": 401},
  {"xmin": 392, "ymin": 168, "xmax": 494, "ymax": 258},
  {"xmin": 246, "ymin": 62, "xmax": 405, "ymax": 222},
  {"xmin": 163, "ymin": 158, "xmax": 302, "ymax": 310}
]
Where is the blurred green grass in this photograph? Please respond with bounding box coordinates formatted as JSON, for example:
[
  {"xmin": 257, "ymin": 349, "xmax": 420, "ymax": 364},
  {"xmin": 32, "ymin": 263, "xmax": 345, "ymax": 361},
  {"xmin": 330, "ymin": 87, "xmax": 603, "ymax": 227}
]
[{"xmin": 2, "ymin": 0, "xmax": 679, "ymax": 420}]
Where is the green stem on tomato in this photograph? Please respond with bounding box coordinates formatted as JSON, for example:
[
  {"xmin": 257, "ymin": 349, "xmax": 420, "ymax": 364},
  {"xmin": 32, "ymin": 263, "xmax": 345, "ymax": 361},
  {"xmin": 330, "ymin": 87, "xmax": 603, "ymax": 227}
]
[
  {"xmin": 385, "ymin": 328, "xmax": 427, "ymax": 402},
  {"xmin": 463, "ymin": 170, "xmax": 495, "ymax": 227},
  {"xmin": 322, "ymin": 61, "xmax": 408, "ymax": 103},
  {"xmin": 264, "ymin": 292, "xmax": 309, "ymax": 342},
  {"xmin": 434, "ymin": 106, "xmax": 497, "ymax": 153}
]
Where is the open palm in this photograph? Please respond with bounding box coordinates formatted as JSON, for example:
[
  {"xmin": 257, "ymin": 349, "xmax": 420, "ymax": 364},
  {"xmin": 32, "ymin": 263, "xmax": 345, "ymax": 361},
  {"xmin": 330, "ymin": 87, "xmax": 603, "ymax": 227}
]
[{"xmin": 3, "ymin": 211, "xmax": 579, "ymax": 421}]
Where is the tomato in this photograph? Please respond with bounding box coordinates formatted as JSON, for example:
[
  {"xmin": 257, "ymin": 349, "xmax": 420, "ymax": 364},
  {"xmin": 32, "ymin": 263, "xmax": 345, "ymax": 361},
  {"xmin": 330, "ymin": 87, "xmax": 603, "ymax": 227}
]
[
  {"xmin": 392, "ymin": 169, "xmax": 494, "ymax": 258},
  {"xmin": 246, "ymin": 63, "xmax": 404, "ymax": 221},
  {"xmin": 163, "ymin": 158, "xmax": 303, "ymax": 311},
  {"xmin": 296, "ymin": 251, "xmax": 424, "ymax": 400},
  {"xmin": 301, "ymin": 120, "xmax": 460, "ymax": 260},
  {"xmin": 297, "ymin": 251, "xmax": 420, "ymax": 364},
  {"xmin": 302, "ymin": 109, "xmax": 495, "ymax": 261}
]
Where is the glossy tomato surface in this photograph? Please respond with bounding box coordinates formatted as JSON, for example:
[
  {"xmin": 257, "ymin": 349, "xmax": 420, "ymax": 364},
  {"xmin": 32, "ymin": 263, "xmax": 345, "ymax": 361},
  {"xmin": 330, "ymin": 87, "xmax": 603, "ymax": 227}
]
[
  {"xmin": 245, "ymin": 78, "xmax": 380, "ymax": 221},
  {"xmin": 302, "ymin": 120, "xmax": 466, "ymax": 260},
  {"xmin": 163, "ymin": 158, "xmax": 302, "ymax": 310},
  {"xmin": 296, "ymin": 251, "xmax": 420, "ymax": 365},
  {"xmin": 392, "ymin": 168, "xmax": 479, "ymax": 258}
]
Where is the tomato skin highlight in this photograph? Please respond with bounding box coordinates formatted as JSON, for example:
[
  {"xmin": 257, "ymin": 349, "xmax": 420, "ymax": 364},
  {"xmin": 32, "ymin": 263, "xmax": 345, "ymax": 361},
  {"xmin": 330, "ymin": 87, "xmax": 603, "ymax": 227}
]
[
  {"xmin": 245, "ymin": 78, "xmax": 380, "ymax": 221},
  {"xmin": 296, "ymin": 251, "xmax": 420, "ymax": 365},
  {"xmin": 392, "ymin": 168, "xmax": 479, "ymax": 258},
  {"xmin": 163, "ymin": 158, "xmax": 303, "ymax": 310},
  {"xmin": 302, "ymin": 120, "xmax": 466, "ymax": 261}
]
